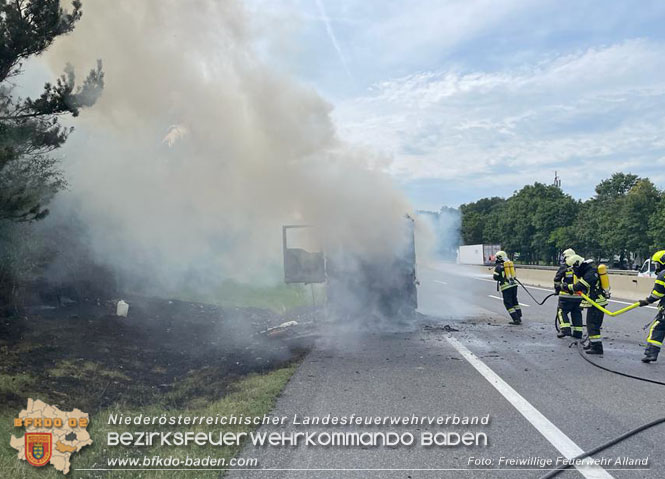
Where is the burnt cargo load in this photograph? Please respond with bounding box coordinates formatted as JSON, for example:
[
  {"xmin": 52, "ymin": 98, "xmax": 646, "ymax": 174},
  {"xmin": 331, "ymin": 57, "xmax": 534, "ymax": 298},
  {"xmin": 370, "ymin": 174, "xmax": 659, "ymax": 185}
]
[{"xmin": 283, "ymin": 218, "xmax": 418, "ymax": 321}]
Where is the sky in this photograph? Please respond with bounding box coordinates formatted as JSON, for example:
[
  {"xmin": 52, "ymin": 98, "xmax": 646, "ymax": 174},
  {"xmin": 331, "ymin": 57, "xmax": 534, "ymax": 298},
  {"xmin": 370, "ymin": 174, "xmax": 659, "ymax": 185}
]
[{"xmin": 245, "ymin": 0, "xmax": 665, "ymax": 210}]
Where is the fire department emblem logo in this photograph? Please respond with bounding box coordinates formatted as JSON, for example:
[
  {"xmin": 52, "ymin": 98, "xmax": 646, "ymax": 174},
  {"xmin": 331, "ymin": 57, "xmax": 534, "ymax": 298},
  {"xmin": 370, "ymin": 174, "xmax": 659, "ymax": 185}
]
[
  {"xmin": 12, "ymin": 399, "xmax": 92, "ymax": 474},
  {"xmin": 25, "ymin": 433, "xmax": 52, "ymax": 467}
]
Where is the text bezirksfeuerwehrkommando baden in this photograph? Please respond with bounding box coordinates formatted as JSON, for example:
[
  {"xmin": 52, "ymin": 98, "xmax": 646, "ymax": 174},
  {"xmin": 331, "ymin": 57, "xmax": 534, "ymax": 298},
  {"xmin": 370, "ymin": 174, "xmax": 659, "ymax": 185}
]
[
  {"xmin": 107, "ymin": 413, "xmax": 490, "ymax": 427},
  {"xmin": 107, "ymin": 430, "xmax": 488, "ymax": 448},
  {"xmin": 107, "ymin": 414, "xmax": 490, "ymax": 448}
]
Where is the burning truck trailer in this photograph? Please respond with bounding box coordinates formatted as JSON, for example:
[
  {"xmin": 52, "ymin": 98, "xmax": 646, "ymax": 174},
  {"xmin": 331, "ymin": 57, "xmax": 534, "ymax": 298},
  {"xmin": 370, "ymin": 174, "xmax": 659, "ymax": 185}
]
[{"xmin": 282, "ymin": 217, "xmax": 418, "ymax": 328}]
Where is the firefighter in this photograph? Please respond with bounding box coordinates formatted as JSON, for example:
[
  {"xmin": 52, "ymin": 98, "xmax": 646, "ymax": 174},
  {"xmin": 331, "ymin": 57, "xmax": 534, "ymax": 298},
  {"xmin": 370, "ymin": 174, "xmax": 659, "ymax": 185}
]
[
  {"xmin": 561, "ymin": 254, "xmax": 608, "ymax": 355},
  {"xmin": 493, "ymin": 251, "xmax": 521, "ymax": 324},
  {"xmin": 553, "ymin": 248, "xmax": 583, "ymax": 339},
  {"xmin": 637, "ymin": 250, "xmax": 665, "ymax": 363}
]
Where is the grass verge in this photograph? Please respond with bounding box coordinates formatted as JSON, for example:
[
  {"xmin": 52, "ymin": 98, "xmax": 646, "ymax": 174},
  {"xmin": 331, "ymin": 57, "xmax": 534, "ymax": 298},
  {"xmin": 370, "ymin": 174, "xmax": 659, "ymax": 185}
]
[
  {"xmin": 178, "ymin": 280, "xmax": 326, "ymax": 313},
  {"xmin": 1, "ymin": 362, "xmax": 299, "ymax": 478}
]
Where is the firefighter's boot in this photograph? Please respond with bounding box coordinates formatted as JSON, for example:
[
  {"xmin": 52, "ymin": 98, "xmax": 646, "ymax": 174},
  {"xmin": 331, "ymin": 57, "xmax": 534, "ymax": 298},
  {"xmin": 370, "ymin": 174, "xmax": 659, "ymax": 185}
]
[
  {"xmin": 510, "ymin": 312, "xmax": 521, "ymax": 325},
  {"xmin": 572, "ymin": 330, "xmax": 583, "ymax": 339},
  {"xmin": 557, "ymin": 328, "xmax": 571, "ymax": 338},
  {"xmin": 642, "ymin": 345, "xmax": 660, "ymax": 363},
  {"xmin": 585, "ymin": 342, "xmax": 603, "ymax": 355}
]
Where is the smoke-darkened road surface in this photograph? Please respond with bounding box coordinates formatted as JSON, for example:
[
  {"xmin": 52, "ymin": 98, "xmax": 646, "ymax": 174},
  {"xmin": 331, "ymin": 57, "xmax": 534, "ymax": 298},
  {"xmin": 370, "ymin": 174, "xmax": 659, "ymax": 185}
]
[{"xmin": 229, "ymin": 264, "xmax": 665, "ymax": 478}]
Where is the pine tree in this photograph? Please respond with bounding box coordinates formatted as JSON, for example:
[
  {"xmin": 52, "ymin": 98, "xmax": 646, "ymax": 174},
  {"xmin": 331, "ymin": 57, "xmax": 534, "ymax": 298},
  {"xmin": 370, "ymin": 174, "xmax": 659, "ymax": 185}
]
[{"xmin": 0, "ymin": 0, "xmax": 103, "ymax": 222}]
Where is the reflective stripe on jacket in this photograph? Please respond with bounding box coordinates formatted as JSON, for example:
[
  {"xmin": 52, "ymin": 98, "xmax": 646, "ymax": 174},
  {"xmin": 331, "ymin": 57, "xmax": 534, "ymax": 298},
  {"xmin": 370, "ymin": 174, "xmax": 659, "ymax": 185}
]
[
  {"xmin": 647, "ymin": 270, "xmax": 665, "ymax": 310},
  {"xmin": 493, "ymin": 264, "xmax": 516, "ymax": 291},
  {"xmin": 553, "ymin": 264, "xmax": 580, "ymax": 300},
  {"xmin": 571, "ymin": 262, "xmax": 608, "ymax": 308}
]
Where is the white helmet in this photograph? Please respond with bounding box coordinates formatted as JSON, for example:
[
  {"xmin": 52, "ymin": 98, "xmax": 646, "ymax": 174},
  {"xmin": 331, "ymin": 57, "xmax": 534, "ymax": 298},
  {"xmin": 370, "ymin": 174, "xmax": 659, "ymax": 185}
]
[
  {"xmin": 562, "ymin": 248, "xmax": 576, "ymax": 259},
  {"xmin": 565, "ymin": 254, "xmax": 584, "ymax": 268},
  {"xmin": 495, "ymin": 250, "xmax": 508, "ymax": 262}
]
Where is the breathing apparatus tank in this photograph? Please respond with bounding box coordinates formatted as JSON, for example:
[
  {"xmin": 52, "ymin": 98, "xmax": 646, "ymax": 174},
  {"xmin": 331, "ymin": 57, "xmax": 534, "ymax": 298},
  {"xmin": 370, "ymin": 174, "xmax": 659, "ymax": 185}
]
[
  {"xmin": 598, "ymin": 264, "xmax": 610, "ymax": 292},
  {"xmin": 504, "ymin": 260, "xmax": 516, "ymax": 280}
]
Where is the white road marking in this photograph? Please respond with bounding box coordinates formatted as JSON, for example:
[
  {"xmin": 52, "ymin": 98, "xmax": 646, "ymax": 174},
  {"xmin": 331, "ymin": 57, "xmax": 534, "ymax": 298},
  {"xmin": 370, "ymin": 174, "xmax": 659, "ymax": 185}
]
[
  {"xmin": 433, "ymin": 280, "xmax": 447, "ymax": 285},
  {"xmin": 605, "ymin": 298, "xmax": 657, "ymax": 310},
  {"xmin": 476, "ymin": 277, "xmax": 496, "ymax": 283},
  {"xmin": 446, "ymin": 336, "xmax": 614, "ymax": 479},
  {"xmin": 488, "ymin": 295, "xmax": 530, "ymax": 307},
  {"xmin": 515, "ymin": 283, "xmax": 551, "ymax": 292},
  {"xmin": 475, "ymin": 276, "xmax": 657, "ymax": 310}
]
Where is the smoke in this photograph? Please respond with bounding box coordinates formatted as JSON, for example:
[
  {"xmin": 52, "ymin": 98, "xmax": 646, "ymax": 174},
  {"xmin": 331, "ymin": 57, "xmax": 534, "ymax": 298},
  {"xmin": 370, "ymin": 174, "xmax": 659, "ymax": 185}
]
[
  {"xmin": 435, "ymin": 207, "xmax": 462, "ymax": 260},
  {"xmin": 41, "ymin": 0, "xmax": 415, "ymax": 293},
  {"xmin": 416, "ymin": 207, "xmax": 461, "ymax": 262}
]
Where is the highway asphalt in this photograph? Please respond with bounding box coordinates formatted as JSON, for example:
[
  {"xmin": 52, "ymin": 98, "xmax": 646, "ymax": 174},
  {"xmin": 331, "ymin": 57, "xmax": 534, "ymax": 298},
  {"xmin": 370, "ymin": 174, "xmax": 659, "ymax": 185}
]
[{"xmin": 228, "ymin": 263, "xmax": 665, "ymax": 478}]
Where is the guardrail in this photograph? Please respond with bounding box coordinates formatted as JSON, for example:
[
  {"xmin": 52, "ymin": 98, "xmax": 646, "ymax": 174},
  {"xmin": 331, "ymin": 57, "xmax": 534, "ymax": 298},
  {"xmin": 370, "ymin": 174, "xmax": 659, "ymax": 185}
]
[
  {"xmin": 513, "ymin": 263, "xmax": 638, "ymax": 276},
  {"xmin": 463, "ymin": 263, "xmax": 651, "ymax": 299}
]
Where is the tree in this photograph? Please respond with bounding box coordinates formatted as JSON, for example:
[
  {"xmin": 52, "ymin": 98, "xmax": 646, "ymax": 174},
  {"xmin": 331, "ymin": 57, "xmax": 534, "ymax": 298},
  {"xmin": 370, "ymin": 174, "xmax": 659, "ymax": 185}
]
[
  {"xmin": 594, "ymin": 173, "xmax": 639, "ymax": 199},
  {"xmin": 499, "ymin": 183, "xmax": 577, "ymax": 264},
  {"xmin": 572, "ymin": 199, "xmax": 604, "ymax": 261},
  {"xmin": 456, "ymin": 173, "xmax": 663, "ymax": 267},
  {"xmin": 583, "ymin": 173, "xmax": 657, "ymax": 266},
  {"xmin": 460, "ymin": 197, "xmax": 505, "ymax": 244},
  {"xmin": 1, "ymin": 0, "xmax": 103, "ymax": 310},
  {"xmin": 584, "ymin": 173, "xmax": 639, "ymax": 264},
  {"xmin": 648, "ymin": 197, "xmax": 665, "ymax": 252},
  {"xmin": 0, "ymin": 0, "xmax": 104, "ymax": 222},
  {"xmin": 619, "ymin": 179, "xmax": 660, "ymax": 261},
  {"xmin": 549, "ymin": 225, "xmax": 577, "ymax": 255}
]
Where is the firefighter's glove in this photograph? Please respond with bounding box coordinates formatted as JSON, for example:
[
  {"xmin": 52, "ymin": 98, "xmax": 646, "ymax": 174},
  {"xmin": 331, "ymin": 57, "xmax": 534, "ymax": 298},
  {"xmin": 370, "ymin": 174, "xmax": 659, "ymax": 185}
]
[{"xmin": 639, "ymin": 299, "xmax": 650, "ymax": 307}]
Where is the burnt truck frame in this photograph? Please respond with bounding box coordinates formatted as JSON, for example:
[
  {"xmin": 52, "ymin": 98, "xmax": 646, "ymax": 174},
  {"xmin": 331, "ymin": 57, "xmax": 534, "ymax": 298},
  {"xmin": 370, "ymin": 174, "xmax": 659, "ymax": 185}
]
[
  {"xmin": 282, "ymin": 217, "xmax": 418, "ymax": 320},
  {"xmin": 282, "ymin": 225, "xmax": 326, "ymax": 285}
]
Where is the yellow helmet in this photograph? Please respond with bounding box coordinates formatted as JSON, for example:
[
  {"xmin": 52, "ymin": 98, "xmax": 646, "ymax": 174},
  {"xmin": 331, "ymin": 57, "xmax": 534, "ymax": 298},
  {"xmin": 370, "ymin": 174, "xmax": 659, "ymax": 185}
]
[
  {"xmin": 565, "ymin": 254, "xmax": 584, "ymax": 268},
  {"xmin": 495, "ymin": 250, "xmax": 508, "ymax": 262},
  {"xmin": 652, "ymin": 250, "xmax": 665, "ymax": 266},
  {"xmin": 562, "ymin": 248, "xmax": 576, "ymax": 259}
]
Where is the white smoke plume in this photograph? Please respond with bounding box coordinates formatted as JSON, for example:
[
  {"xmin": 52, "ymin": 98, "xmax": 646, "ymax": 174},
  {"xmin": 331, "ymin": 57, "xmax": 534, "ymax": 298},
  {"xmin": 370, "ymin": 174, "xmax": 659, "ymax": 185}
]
[{"xmin": 42, "ymin": 0, "xmax": 415, "ymax": 291}]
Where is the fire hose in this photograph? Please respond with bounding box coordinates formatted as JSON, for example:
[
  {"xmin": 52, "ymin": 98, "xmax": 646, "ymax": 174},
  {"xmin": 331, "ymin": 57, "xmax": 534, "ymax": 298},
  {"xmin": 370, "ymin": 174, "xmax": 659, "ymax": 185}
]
[
  {"xmin": 498, "ymin": 275, "xmax": 664, "ymax": 476},
  {"xmin": 516, "ymin": 282, "xmax": 641, "ymax": 315},
  {"xmin": 555, "ymin": 292, "xmax": 662, "ymax": 385},
  {"xmin": 577, "ymin": 292, "xmax": 640, "ymax": 316},
  {"xmin": 538, "ymin": 415, "xmax": 665, "ymax": 478},
  {"xmin": 542, "ymin": 341, "xmax": 665, "ymax": 478},
  {"xmin": 539, "ymin": 293, "xmax": 665, "ymax": 477},
  {"xmin": 573, "ymin": 339, "xmax": 665, "ymax": 386},
  {"xmin": 552, "ymin": 293, "xmax": 642, "ymax": 331},
  {"xmin": 514, "ymin": 278, "xmax": 557, "ymax": 305}
]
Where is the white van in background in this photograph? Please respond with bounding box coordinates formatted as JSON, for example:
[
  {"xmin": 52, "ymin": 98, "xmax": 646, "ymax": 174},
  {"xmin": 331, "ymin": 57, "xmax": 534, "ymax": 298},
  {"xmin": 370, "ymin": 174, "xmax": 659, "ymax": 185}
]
[{"xmin": 638, "ymin": 259, "xmax": 658, "ymax": 278}]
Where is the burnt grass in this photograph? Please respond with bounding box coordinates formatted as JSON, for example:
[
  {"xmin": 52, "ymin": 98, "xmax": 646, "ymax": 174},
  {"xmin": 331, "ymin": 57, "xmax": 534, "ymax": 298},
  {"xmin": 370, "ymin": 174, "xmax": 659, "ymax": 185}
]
[{"xmin": 0, "ymin": 295, "xmax": 308, "ymax": 414}]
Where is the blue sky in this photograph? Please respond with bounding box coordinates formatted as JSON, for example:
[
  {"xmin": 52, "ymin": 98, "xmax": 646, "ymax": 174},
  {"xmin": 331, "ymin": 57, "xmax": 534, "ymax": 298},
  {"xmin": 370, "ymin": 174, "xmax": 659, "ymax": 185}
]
[{"xmin": 246, "ymin": 0, "xmax": 665, "ymax": 210}]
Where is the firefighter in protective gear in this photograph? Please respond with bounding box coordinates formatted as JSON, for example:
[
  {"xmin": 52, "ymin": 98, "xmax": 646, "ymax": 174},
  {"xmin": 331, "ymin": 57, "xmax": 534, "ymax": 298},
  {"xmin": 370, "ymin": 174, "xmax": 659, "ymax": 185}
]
[
  {"xmin": 553, "ymin": 248, "xmax": 583, "ymax": 339},
  {"xmin": 493, "ymin": 251, "xmax": 522, "ymax": 324},
  {"xmin": 637, "ymin": 250, "xmax": 665, "ymax": 363},
  {"xmin": 561, "ymin": 255, "xmax": 608, "ymax": 355}
]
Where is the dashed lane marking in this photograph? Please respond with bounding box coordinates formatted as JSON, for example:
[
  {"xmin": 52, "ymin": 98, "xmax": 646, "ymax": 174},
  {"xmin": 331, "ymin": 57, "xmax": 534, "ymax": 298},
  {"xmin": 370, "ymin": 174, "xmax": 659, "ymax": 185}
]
[
  {"xmin": 488, "ymin": 294, "xmax": 530, "ymax": 307},
  {"xmin": 476, "ymin": 276, "xmax": 657, "ymax": 309}
]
